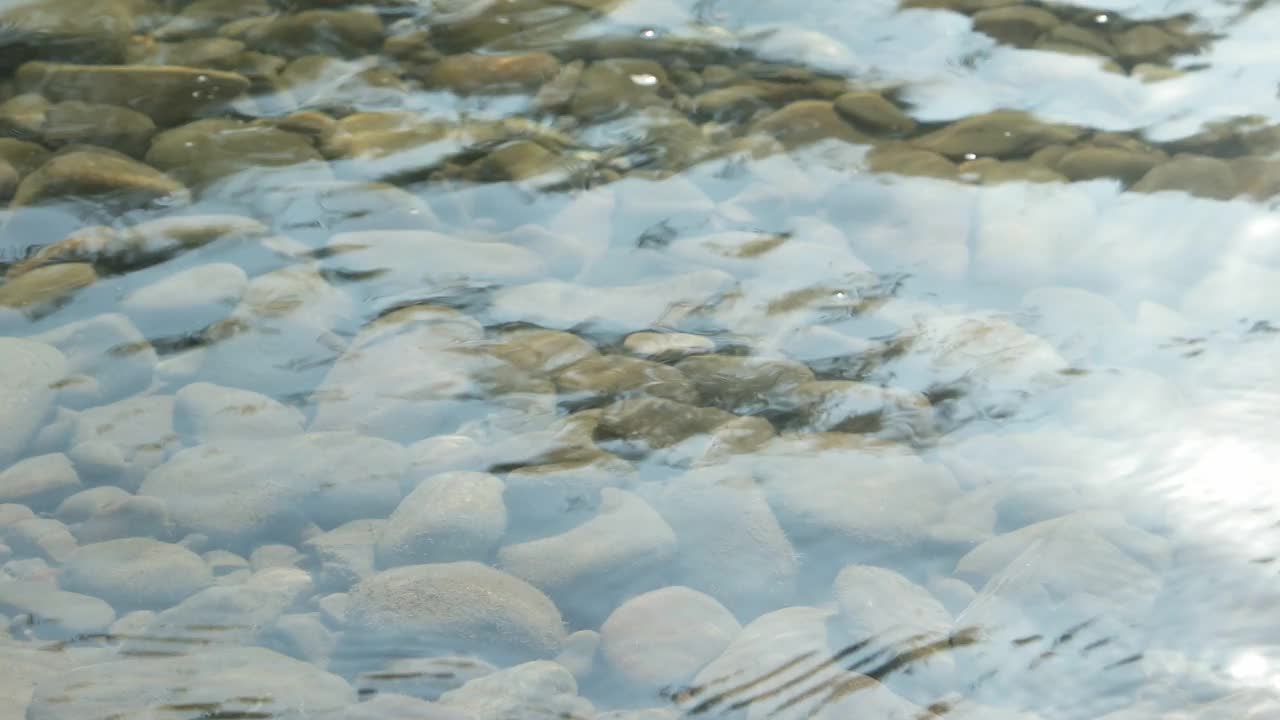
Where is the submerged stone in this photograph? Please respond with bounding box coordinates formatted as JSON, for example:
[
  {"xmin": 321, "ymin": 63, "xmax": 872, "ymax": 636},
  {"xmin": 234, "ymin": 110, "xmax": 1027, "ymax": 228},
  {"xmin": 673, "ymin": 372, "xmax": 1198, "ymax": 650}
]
[
  {"xmin": 14, "ymin": 62, "xmax": 250, "ymax": 127},
  {"xmin": 11, "ymin": 148, "xmax": 189, "ymax": 211}
]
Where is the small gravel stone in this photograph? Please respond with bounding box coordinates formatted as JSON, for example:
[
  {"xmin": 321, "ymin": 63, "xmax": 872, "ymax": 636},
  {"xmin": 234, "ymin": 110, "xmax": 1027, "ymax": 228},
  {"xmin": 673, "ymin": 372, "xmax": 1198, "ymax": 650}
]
[
  {"xmin": 0, "ymin": 339, "xmax": 67, "ymax": 468},
  {"xmin": 376, "ymin": 471, "xmax": 507, "ymax": 568},
  {"xmin": 59, "ymin": 538, "xmax": 213, "ymax": 610},
  {"xmin": 438, "ymin": 660, "xmax": 593, "ymax": 720},
  {"xmin": 0, "ymin": 454, "xmax": 80, "ymax": 512},
  {"xmin": 601, "ymin": 586, "xmax": 741, "ymax": 691},
  {"xmin": 0, "ymin": 580, "xmax": 115, "ymax": 641},
  {"xmin": 4, "ymin": 518, "xmax": 77, "ymax": 564},
  {"xmin": 345, "ymin": 561, "xmax": 567, "ymax": 665}
]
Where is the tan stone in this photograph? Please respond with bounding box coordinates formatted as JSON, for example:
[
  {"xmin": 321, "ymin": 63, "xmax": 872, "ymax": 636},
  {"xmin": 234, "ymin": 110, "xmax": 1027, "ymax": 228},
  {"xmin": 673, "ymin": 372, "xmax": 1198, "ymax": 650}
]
[
  {"xmin": 972, "ymin": 6, "xmax": 1060, "ymax": 47},
  {"xmin": 423, "ymin": 52, "xmax": 561, "ymax": 94},
  {"xmin": 1132, "ymin": 154, "xmax": 1238, "ymax": 200},
  {"xmin": 750, "ymin": 100, "xmax": 870, "ymax": 149},
  {"xmin": 833, "ymin": 91, "xmax": 917, "ymax": 134},
  {"xmin": 0, "ymin": 263, "xmax": 96, "ymax": 308}
]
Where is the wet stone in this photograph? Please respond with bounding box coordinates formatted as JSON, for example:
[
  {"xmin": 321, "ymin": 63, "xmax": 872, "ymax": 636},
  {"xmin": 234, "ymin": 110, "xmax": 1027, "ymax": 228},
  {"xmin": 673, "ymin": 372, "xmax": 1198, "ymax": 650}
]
[
  {"xmin": 33, "ymin": 314, "xmax": 155, "ymax": 404},
  {"xmin": 303, "ymin": 519, "xmax": 383, "ymax": 593},
  {"xmin": 0, "ymin": 581, "xmax": 115, "ymax": 641},
  {"xmin": 645, "ymin": 468, "xmax": 797, "ymax": 617},
  {"xmin": 344, "ymin": 561, "xmax": 567, "ymax": 665},
  {"xmin": 866, "ymin": 144, "xmax": 958, "ymax": 179},
  {"xmin": 0, "ymin": 139, "xmax": 50, "ymax": 177},
  {"xmin": 223, "ymin": 9, "xmax": 385, "ymax": 59},
  {"xmin": 120, "ymin": 262, "xmax": 248, "ymax": 338},
  {"xmin": 1131, "ymin": 153, "xmax": 1239, "ymax": 200},
  {"xmin": 503, "ymin": 454, "xmax": 637, "ymax": 537},
  {"xmin": 489, "ymin": 329, "xmax": 599, "ymax": 378},
  {"xmin": 0, "ymin": 0, "xmax": 134, "ymax": 66},
  {"xmin": 356, "ymin": 656, "xmax": 498, "ymax": 701},
  {"xmin": 0, "ymin": 161, "xmax": 18, "ymax": 201},
  {"xmin": 833, "ymin": 91, "xmax": 917, "ymax": 135},
  {"xmin": 3, "ymin": 517, "xmax": 77, "ymax": 564},
  {"xmin": 555, "ymin": 354, "xmax": 698, "ymax": 407},
  {"xmin": 622, "ymin": 331, "xmax": 715, "ymax": 361},
  {"xmin": 692, "ymin": 85, "xmax": 772, "ymax": 123},
  {"xmin": 174, "ymin": 382, "xmax": 305, "ymax": 446},
  {"xmin": 139, "ymin": 432, "xmax": 407, "ymax": 552},
  {"xmin": 132, "ymin": 37, "xmax": 248, "ymax": 71},
  {"xmin": 596, "ymin": 397, "xmax": 737, "ymax": 450},
  {"xmin": 600, "ymin": 585, "xmax": 741, "ymax": 692},
  {"xmin": 958, "ymin": 158, "xmax": 1067, "ymax": 184},
  {"xmin": 155, "ymin": 0, "xmax": 274, "ymax": 40},
  {"xmin": 972, "ymin": 6, "xmax": 1060, "ymax": 47},
  {"xmin": 70, "ymin": 395, "xmax": 178, "ymax": 492},
  {"xmin": 569, "ymin": 59, "xmax": 671, "ymax": 121},
  {"xmin": 1110, "ymin": 24, "xmax": 1190, "ymax": 65},
  {"xmin": 14, "ymin": 63, "xmax": 251, "ymax": 128},
  {"xmin": 375, "ymin": 471, "xmax": 507, "ymax": 568},
  {"xmin": 751, "ymin": 100, "xmax": 871, "ymax": 149},
  {"xmin": 26, "ymin": 647, "xmax": 354, "ymax": 720},
  {"xmin": 675, "ymin": 354, "xmax": 815, "ymax": 415},
  {"xmin": 59, "ymin": 537, "xmax": 213, "ymax": 611},
  {"xmin": 465, "ymin": 139, "xmax": 562, "ymax": 182},
  {"xmin": 0, "ymin": 454, "xmax": 80, "ymax": 513},
  {"xmin": 422, "ymin": 52, "xmax": 561, "ymax": 94},
  {"xmin": 498, "ymin": 488, "xmax": 677, "ymax": 625},
  {"xmin": 40, "ymin": 101, "xmax": 156, "ymax": 158},
  {"xmin": 912, "ymin": 110, "xmax": 1082, "ymax": 160},
  {"xmin": 1043, "ymin": 23, "xmax": 1116, "ymax": 57},
  {"xmin": 11, "ymin": 148, "xmax": 189, "ymax": 212},
  {"xmin": 0, "ymin": 339, "xmax": 66, "ymax": 468},
  {"xmin": 1054, "ymin": 145, "xmax": 1164, "ymax": 184},
  {"xmin": 71, "ymin": 493, "xmax": 172, "ymax": 544},
  {"xmin": 0, "ymin": 94, "xmax": 51, "ymax": 141},
  {"xmin": 146, "ymin": 119, "xmax": 323, "ymax": 187},
  {"xmin": 788, "ymin": 380, "xmax": 935, "ymax": 442},
  {"xmin": 438, "ymin": 660, "xmax": 594, "ymax": 720},
  {"xmin": 0, "ymin": 263, "xmax": 96, "ymax": 310}
]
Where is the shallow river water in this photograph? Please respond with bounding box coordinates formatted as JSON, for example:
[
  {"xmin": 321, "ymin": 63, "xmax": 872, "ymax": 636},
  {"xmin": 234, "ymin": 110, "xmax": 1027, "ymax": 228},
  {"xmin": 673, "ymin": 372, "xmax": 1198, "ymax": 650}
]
[{"xmin": 1, "ymin": 0, "xmax": 1280, "ymax": 718}]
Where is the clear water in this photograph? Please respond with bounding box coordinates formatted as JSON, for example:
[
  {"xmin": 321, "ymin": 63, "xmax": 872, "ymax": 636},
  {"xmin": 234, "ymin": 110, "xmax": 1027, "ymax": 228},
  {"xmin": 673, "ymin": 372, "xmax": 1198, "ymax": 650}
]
[{"xmin": 1, "ymin": 1, "xmax": 1280, "ymax": 719}]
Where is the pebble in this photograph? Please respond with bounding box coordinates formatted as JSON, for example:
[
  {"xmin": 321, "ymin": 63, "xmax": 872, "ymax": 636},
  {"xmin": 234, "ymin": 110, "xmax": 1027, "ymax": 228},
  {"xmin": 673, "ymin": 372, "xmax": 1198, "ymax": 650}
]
[
  {"xmin": 0, "ymin": 453, "xmax": 81, "ymax": 512},
  {"xmin": 344, "ymin": 561, "xmax": 567, "ymax": 664},
  {"xmin": 12, "ymin": 146, "xmax": 188, "ymax": 211},
  {"xmin": 0, "ymin": 263, "xmax": 97, "ymax": 310},
  {"xmin": 356, "ymin": 656, "xmax": 497, "ymax": 701},
  {"xmin": 59, "ymin": 537, "xmax": 213, "ymax": 610},
  {"xmin": 173, "ymin": 382, "xmax": 306, "ymax": 445},
  {"xmin": 375, "ymin": 471, "xmax": 507, "ymax": 568},
  {"xmin": 498, "ymin": 488, "xmax": 677, "ymax": 625},
  {"xmin": 555, "ymin": 355, "xmax": 698, "ymax": 406},
  {"xmin": 0, "ymin": 0, "xmax": 133, "ymax": 65},
  {"xmin": 912, "ymin": 110, "xmax": 1082, "ymax": 160},
  {"xmin": 438, "ymin": 660, "xmax": 594, "ymax": 720},
  {"xmin": 422, "ymin": 52, "xmax": 561, "ymax": 94},
  {"xmin": 40, "ymin": 101, "xmax": 157, "ymax": 158},
  {"xmin": 750, "ymin": 100, "xmax": 871, "ymax": 149},
  {"xmin": 1131, "ymin": 153, "xmax": 1239, "ymax": 200},
  {"xmin": 0, "ymin": 340, "xmax": 67, "ymax": 468},
  {"xmin": 833, "ymin": 92, "xmax": 918, "ymax": 135},
  {"xmin": 15, "ymin": 62, "xmax": 250, "ymax": 127},
  {"xmin": 0, "ymin": 580, "xmax": 115, "ymax": 641},
  {"xmin": 146, "ymin": 118, "xmax": 323, "ymax": 186},
  {"xmin": 125, "ymin": 566, "xmax": 314, "ymax": 652},
  {"xmin": 70, "ymin": 395, "xmax": 179, "ymax": 492},
  {"xmin": 645, "ymin": 468, "xmax": 797, "ymax": 618},
  {"xmin": 601, "ymin": 586, "xmax": 741, "ymax": 691},
  {"xmin": 4, "ymin": 517, "xmax": 77, "ymax": 564},
  {"xmin": 139, "ymin": 432, "xmax": 407, "ymax": 552},
  {"xmin": 489, "ymin": 329, "xmax": 600, "ymax": 377},
  {"xmin": 503, "ymin": 454, "xmax": 638, "ymax": 537},
  {"xmin": 622, "ymin": 331, "xmax": 715, "ymax": 360},
  {"xmin": 26, "ymin": 646, "xmax": 353, "ymax": 720},
  {"xmin": 302, "ymin": 519, "xmax": 384, "ymax": 593},
  {"xmin": 119, "ymin": 263, "xmax": 248, "ymax": 338},
  {"xmin": 676, "ymin": 354, "xmax": 816, "ymax": 414},
  {"xmin": 596, "ymin": 397, "xmax": 737, "ymax": 449}
]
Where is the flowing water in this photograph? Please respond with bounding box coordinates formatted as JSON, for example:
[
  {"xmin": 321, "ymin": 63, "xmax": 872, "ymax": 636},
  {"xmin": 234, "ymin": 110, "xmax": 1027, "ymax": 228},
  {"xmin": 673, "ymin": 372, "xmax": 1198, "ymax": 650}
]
[{"xmin": 1, "ymin": 0, "xmax": 1280, "ymax": 718}]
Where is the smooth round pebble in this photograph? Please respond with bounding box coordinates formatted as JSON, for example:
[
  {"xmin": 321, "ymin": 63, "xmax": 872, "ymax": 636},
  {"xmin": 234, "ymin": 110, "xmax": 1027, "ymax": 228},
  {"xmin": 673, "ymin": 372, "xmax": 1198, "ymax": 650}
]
[
  {"xmin": 59, "ymin": 537, "xmax": 213, "ymax": 610},
  {"xmin": 600, "ymin": 586, "xmax": 741, "ymax": 690}
]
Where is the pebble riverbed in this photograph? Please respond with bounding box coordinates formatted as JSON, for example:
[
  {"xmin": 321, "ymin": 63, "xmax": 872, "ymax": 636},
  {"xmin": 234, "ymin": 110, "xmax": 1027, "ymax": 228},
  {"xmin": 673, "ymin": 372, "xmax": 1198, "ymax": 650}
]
[{"xmin": 2, "ymin": 0, "xmax": 1280, "ymax": 719}]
